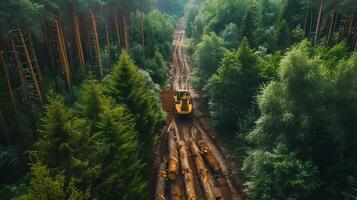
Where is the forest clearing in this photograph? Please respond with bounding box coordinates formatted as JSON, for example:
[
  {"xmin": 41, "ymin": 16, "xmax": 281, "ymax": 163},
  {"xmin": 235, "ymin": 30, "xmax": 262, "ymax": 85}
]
[{"xmin": 1, "ymin": 0, "xmax": 357, "ymax": 199}]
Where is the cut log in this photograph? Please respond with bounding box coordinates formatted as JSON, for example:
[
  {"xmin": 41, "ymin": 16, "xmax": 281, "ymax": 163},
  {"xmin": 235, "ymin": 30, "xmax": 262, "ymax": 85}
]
[
  {"xmin": 155, "ymin": 162, "xmax": 167, "ymax": 200},
  {"xmin": 178, "ymin": 141, "xmax": 197, "ymax": 200},
  {"xmin": 199, "ymin": 141, "xmax": 221, "ymax": 173},
  {"xmin": 190, "ymin": 139, "xmax": 216, "ymax": 200},
  {"xmin": 170, "ymin": 174, "xmax": 181, "ymax": 200},
  {"xmin": 191, "ymin": 128, "xmax": 221, "ymax": 173},
  {"xmin": 168, "ymin": 130, "xmax": 179, "ymax": 180}
]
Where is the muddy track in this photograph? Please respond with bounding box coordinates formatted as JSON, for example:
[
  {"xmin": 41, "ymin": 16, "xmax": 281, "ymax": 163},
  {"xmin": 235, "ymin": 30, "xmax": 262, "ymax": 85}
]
[{"xmin": 154, "ymin": 19, "xmax": 241, "ymax": 200}]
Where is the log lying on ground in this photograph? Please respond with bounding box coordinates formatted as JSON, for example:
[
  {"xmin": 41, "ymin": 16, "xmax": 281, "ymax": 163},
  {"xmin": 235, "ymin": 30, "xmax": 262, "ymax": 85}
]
[
  {"xmin": 155, "ymin": 162, "xmax": 167, "ymax": 200},
  {"xmin": 178, "ymin": 141, "xmax": 197, "ymax": 200},
  {"xmin": 170, "ymin": 174, "xmax": 182, "ymax": 200},
  {"xmin": 190, "ymin": 139, "xmax": 216, "ymax": 200},
  {"xmin": 200, "ymin": 141, "xmax": 221, "ymax": 173},
  {"xmin": 192, "ymin": 127, "xmax": 221, "ymax": 173},
  {"xmin": 168, "ymin": 130, "xmax": 179, "ymax": 180}
]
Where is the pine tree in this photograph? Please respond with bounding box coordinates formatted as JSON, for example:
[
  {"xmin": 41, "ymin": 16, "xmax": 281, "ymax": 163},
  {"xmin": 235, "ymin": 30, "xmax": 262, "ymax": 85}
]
[
  {"xmin": 106, "ymin": 52, "xmax": 164, "ymax": 163},
  {"xmin": 94, "ymin": 106, "xmax": 148, "ymax": 199},
  {"xmin": 32, "ymin": 93, "xmax": 101, "ymax": 188},
  {"xmin": 14, "ymin": 162, "xmax": 92, "ymax": 200},
  {"xmin": 241, "ymin": 7, "xmax": 258, "ymax": 47}
]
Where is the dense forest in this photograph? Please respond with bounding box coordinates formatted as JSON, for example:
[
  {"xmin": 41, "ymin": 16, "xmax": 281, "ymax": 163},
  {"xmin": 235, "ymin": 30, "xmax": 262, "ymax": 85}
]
[
  {"xmin": 185, "ymin": 0, "xmax": 357, "ymax": 199},
  {"xmin": 0, "ymin": 0, "xmax": 187, "ymax": 199},
  {"xmin": 1, "ymin": 0, "xmax": 357, "ymax": 199}
]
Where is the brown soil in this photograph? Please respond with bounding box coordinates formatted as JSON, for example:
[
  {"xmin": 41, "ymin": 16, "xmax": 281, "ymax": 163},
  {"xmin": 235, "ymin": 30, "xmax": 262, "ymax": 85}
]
[{"xmin": 153, "ymin": 18, "xmax": 242, "ymax": 200}]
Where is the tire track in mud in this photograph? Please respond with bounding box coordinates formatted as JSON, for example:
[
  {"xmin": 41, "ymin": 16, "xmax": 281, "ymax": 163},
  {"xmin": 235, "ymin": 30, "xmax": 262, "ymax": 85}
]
[{"xmin": 154, "ymin": 19, "xmax": 242, "ymax": 200}]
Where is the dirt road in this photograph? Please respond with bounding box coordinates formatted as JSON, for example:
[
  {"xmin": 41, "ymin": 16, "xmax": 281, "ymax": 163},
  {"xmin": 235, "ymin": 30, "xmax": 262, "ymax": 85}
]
[{"xmin": 154, "ymin": 19, "xmax": 241, "ymax": 200}]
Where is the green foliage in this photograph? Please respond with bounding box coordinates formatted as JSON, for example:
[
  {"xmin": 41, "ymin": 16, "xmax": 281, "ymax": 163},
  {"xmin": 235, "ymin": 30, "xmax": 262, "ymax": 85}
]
[
  {"xmin": 243, "ymin": 143, "xmax": 319, "ymax": 200},
  {"xmin": 129, "ymin": 10, "xmax": 174, "ymax": 86},
  {"xmin": 241, "ymin": 7, "xmax": 258, "ymax": 47},
  {"xmin": 14, "ymin": 162, "xmax": 91, "ymax": 200},
  {"xmin": 94, "ymin": 107, "xmax": 148, "ymax": 199},
  {"xmin": 275, "ymin": 19, "xmax": 291, "ymax": 50},
  {"xmin": 193, "ymin": 32, "xmax": 226, "ymax": 91},
  {"xmin": 207, "ymin": 38, "xmax": 262, "ymax": 129},
  {"xmin": 246, "ymin": 44, "xmax": 357, "ymax": 199},
  {"xmin": 221, "ymin": 23, "xmax": 240, "ymax": 50},
  {"xmin": 145, "ymin": 51, "xmax": 168, "ymax": 86},
  {"xmin": 106, "ymin": 52, "xmax": 164, "ymax": 163}
]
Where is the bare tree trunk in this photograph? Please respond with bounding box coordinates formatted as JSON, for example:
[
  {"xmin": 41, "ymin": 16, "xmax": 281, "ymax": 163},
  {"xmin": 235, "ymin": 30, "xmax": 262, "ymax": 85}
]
[
  {"xmin": 122, "ymin": 12, "xmax": 129, "ymax": 51},
  {"xmin": 170, "ymin": 176, "xmax": 181, "ymax": 200},
  {"xmin": 17, "ymin": 29, "xmax": 43, "ymax": 105},
  {"xmin": 141, "ymin": 12, "xmax": 145, "ymax": 58},
  {"xmin": 90, "ymin": 9, "xmax": 103, "ymax": 79},
  {"xmin": 354, "ymin": 31, "xmax": 357, "ymax": 50},
  {"xmin": 70, "ymin": 4, "xmax": 86, "ymax": 78},
  {"xmin": 315, "ymin": 0, "xmax": 324, "ymax": 44},
  {"xmin": 327, "ymin": 10, "xmax": 336, "ymax": 45},
  {"xmin": 154, "ymin": 161, "xmax": 167, "ymax": 200},
  {"xmin": 178, "ymin": 141, "xmax": 197, "ymax": 200},
  {"xmin": 304, "ymin": 7, "xmax": 309, "ymax": 32},
  {"xmin": 11, "ymin": 39, "xmax": 29, "ymax": 106},
  {"xmin": 348, "ymin": 14, "xmax": 355, "ymax": 37},
  {"xmin": 168, "ymin": 130, "xmax": 179, "ymax": 180},
  {"xmin": 44, "ymin": 23, "xmax": 60, "ymax": 91},
  {"xmin": 55, "ymin": 19, "xmax": 73, "ymax": 98},
  {"xmin": 309, "ymin": 9, "xmax": 313, "ymax": 38},
  {"xmin": 114, "ymin": 9, "xmax": 121, "ymax": 49},
  {"xmin": 0, "ymin": 51, "xmax": 16, "ymax": 109},
  {"xmin": 104, "ymin": 12, "xmax": 112, "ymax": 67},
  {"xmin": 29, "ymin": 35, "xmax": 42, "ymax": 83},
  {"xmin": 0, "ymin": 106, "xmax": 9, "ymax": 144},
  {"xmin": 190, "ymin": 139, "xmax": 216, "ymax": 200}
]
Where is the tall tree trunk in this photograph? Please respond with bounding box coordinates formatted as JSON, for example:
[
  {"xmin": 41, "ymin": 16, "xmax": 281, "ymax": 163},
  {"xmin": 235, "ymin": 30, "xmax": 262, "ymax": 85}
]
[
  {"xmin": 354, "ymin": 30, "xmax": 357, "ymax": 50},
  {"xmin": 55, "ymin": 19, "xmax": 73, "ymax": 98},
  {"xmin": 315, "ymin": 0, "xmax": 324, "ymax": 44},
  {"xmin": 28, "ymin": 35, "xmax": 42, "ymax": 83},
  {"xmin": 17, "ymin": 29, "xmax": 43, "ymax": 105},
  {"xmin": 90, "ymin": 9, "xmax": 103, "ymax": 79},
  {"xmin": 0, "ymin": 51, "xmax": 16, "ymax": 109},
  {"xmin": 141, "ymin": 12, "xmax": 145, "ymax": 58},
  {"xmin": 0, "ymin": 105, "xmax": 9, "ymax": 145},
  {"xmin": 114, "ymin": 9, "xmax": 121, "ymax": 49},
  {"xmin": 10, "ymin": 39, "xmax": 29, "ymax": 106},
  {"xmin": 70, "ymin": 4, "xmax": 86, "ymax": 78},
  {"xmin": 304, "ymin": 7, "xmax": 309, "ymax": 32},
  {"xmin": 104, "ymin": 11, "xmax": 112, "ymax": 67},
  {"xmin": 122, "ymin": 12, "xmax": 129, "ymax": 51},
  {"xmin": 348, "ymin": 14, "xmax": 355, "ymax": 37},
  {"xmin": 44, "ymin": 23, "xmax": 60, "ymax": 91},
  {"xmin": 309, "ymin": 9, "xmax": 313, "ymax": 38},
  {"xmin": 327, "ymin": 10, "xmax": 336, "ymax": 45}
]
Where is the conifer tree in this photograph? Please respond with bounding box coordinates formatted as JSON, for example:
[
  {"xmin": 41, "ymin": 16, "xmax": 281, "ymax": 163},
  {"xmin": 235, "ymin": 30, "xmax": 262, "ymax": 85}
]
[
  {"xmin": 106, "ymin": 52, "xmax": 164, "ymax": 163},
  {"xmin": 94, "ymin": 106, "xmax": 148, "ymax": 199},
  {"xmin": 32, "ymin": 93, "xmax": 100, "ymax": 188},
  {"xmin": 14, "ymin": 162, "xmax": 91, "ymax": 200}
]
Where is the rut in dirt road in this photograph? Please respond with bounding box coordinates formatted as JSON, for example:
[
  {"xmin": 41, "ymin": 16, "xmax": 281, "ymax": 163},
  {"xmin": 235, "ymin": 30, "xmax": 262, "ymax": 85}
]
[{"xmin": 154, "ymin": 19, "xmax": 242, "ymax": 200}]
